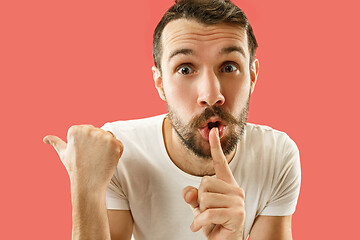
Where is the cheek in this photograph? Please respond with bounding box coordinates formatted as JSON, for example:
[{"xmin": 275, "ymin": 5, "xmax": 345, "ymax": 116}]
[
  {"xmin": 223, "ymin": 78, "xmax": 251, "ymax": 109},
  {"xmin": 163, "ymin": 76, "xmax": 198, "ymax": 112}
]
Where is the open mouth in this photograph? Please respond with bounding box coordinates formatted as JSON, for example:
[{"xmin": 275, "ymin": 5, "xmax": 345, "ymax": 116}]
[
  {"xmin": 207, "ymin": 121, "xmax": 220, "ymax": 130},
  {"xmin": 198, "ymin": 120, "xmax": 226, "ymax": 140}
]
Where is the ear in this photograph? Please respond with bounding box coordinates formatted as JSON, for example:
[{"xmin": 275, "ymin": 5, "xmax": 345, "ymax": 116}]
[
  {"xmin": 250, "ymin": 58, "xmax": 259, "ymax": 94},
  {"xmin": 152, "ymin": 66, "xmax": 166, "ymax": 101}
]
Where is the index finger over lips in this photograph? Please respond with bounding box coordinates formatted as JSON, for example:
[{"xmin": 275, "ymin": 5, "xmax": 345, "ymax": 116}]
[{"xmin": 209, "ymin": 127, "xmax": 236, "ymax": 184}]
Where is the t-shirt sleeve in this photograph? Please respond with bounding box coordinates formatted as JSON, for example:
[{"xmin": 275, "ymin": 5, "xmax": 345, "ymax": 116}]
[
  {"xmin": 106, "ymin": 173, "xmax": 130, "ymax": 210},
  {"xmin": 101, "ymin": 123, "xmax": 130, "ymax": 210},
  {"xmin": 260, "ymin": 135, "xmax": 301, "ymax": 216}
]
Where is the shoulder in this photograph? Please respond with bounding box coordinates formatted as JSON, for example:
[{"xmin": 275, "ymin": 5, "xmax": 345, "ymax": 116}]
[
  {"xmin": 101, "ymin": 114, "xmax": 165, "ymax": 132},
  {"xmin": 100, "ymin": 114, "xmax": 166, "ymax": 149},
  {"xmin": 242, "ymin": 123, "xmax": 300, "ymax": 175},
  {"xmin": 245, "ymin": 123, "xmax": 299, "ymax": 155},
  {"xmin": 240, "ymin": 124, "xmax": 301, "ymax": 211},
  {"xmin": 245, "ymin": 123, "xmax": 290, "ymax": 140}
]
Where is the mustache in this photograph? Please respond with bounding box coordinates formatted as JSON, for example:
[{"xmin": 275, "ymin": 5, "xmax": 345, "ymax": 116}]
[{"xmin": 189, "ymin": 105, "xmax": 238, "ymax": 129}]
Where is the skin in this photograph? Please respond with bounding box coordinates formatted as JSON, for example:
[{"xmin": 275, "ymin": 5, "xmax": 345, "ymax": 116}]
[
  {"xmin": 43, "ymin": 125, "xmax": 128, "ymax": 240},
  {"xmin": 43, "ymin": 18, "xmax": 292, "ymax": 240},
  {"xmin": 153, "ymin": 19, "xmax": 253, "ymax": 239},
  {"xmin": 153, "ymin": 19, "xmax": 292, "ymax": 240},
  {"xmin": 154, "ymin": 19, "xmax": 256, "ymax": 177}
]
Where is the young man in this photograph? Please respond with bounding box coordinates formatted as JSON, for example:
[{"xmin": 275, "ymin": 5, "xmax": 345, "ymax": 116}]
[{"xmin": 44, "ymin": 0, "xmax": 301, "ymax": 239}]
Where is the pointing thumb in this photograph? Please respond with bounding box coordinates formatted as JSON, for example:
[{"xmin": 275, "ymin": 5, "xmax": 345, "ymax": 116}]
[{"xmin": 43, "ymin": 135, "xmax": 67, "ymax": 158}]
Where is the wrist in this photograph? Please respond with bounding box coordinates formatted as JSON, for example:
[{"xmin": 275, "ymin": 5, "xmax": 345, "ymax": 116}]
[
  {"xmin": 70, "ymin": 173, "xmax": 107, "ymax": 193},
  {"xmin": 70, "ymin": 182, "xmax": 106, "ymax": 203},
  {"xmin": 70, "ymin": 187, "xmax": 107, "ymax": 218}
]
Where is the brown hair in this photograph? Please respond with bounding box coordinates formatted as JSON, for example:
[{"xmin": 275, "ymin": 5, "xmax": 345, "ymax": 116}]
[{"xmin": 153, "ymin": 0, "xmax": 258, "ymax": 72}]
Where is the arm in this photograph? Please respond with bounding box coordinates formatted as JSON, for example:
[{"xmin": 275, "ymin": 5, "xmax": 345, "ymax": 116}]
[
  {"xmin": 108, "ymin": 210, "xmax": 134, "ymax": 240},
  {"xmin": 248, "ymin": 215, "xmax": 292, "ymax": 240},
  {"xmin": 44, "ymin": 125, "xmax": 127, "ymax": 240},
  {"xmin": 71, "ymin": 189, "xmax": 111, "ymax": 240},
  {"xmin": 248, "ymin": 136, "xmax": 300, "ymax": 240},
  {"xmin": 71, "ymin": 189, "xmax": 134, "ymax": 240}
]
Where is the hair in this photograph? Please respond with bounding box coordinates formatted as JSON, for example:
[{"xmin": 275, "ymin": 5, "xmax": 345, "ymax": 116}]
[{"xmin": 152, "ymin": 0, "xmax": 258, "ymax": 72}]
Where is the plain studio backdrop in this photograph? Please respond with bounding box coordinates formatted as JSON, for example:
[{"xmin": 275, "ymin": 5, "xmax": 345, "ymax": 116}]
[{"xmin": 1, "ymin": 0, "xmax": 359, "ymax": 239}]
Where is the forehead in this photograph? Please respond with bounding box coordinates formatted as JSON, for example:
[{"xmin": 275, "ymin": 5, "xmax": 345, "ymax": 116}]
[{"xmin": 161, "ymin": 18, "xmax": 249, "ymax": 59}]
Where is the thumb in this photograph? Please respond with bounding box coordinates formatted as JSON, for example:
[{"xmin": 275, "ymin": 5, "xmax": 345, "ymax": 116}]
[
  {"xmin": 182, "ymin": 186, "xmax": 200, "ymax": 216},
  {"xmin": 43, "ymin": 135, "xmax": 67, "ymax": 158}
]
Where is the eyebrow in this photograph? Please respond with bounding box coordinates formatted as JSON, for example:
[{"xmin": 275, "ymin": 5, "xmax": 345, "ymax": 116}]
[
  {"xmin": 168, "ymin": 45, "xmax": 246, "ymax": 62},
  {"xmin": 219, "ymin": 46, "xmax": 246, "ymax": 58},
  {"xmin": 168, "ymin": 48, "xmax": 194, "ymax": 62}
]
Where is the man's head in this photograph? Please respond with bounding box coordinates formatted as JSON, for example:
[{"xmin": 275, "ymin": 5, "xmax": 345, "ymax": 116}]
[
  {"xmin": 153, "ymin": 0, "xmax": 258, "ymax": 74},
  {"xmin": 152, "ymin": 0, "xmax": 259, "ymax": 159}
]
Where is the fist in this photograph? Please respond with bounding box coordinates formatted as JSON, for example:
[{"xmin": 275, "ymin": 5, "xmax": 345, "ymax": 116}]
[{"xmin": 43, "ymin": 125, "xmax": 123, "ymax": 192}]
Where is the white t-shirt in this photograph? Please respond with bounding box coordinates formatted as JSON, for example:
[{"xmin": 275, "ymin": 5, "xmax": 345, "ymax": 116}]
[{"xmin": 101, "ymin": 114, "xmax": 301, "ymax": 240}]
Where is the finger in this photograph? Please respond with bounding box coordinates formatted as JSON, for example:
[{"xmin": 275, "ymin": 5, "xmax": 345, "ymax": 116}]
[
  {"xmin": 106, "ymin": 131, "xmax": 116, "ymax": 138},
  {"xmin": 198, "ymin": 176, "xmax": 234, "ymax": 195},
  {"xmin": 43, "ymin": 135, "xmax": 67, "ymax": 158},
  {"xmin": 209, "ymin": 127, "xmax": 235, "ymax": 183},
  {"xmin": 190, "ymin": 208, "xmax": 231, "ymax": 232},
  {"xmin": 198, "ymin": 192, "xmax": 234, "ymax": 213},
  {"xmin": 104, "ymin": 130, "xmax": 124, "ymax": 155},
  {"xmin": 182, "ymin": 186, "xmax": 200, "ymax": 216}
]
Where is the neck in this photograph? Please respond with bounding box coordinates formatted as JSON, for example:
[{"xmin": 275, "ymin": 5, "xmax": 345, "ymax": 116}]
[{"xmin": 162, "ymin": 115, "xmax": 236, "ymax": 177}]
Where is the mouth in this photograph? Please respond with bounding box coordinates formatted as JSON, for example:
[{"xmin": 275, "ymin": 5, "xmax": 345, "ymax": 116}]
[
  {"xmin": 207, "ymin": 121, "xmax": 221, "ymax": 130},
  {"xmin": 198, "ymin": 118, "xmax": 227, "ymax": 140}
]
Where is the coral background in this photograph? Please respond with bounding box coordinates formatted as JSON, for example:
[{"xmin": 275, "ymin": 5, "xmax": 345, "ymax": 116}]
[{"xmin": 1, "ymin": 0, "xmax": 359, "ymax": 239}]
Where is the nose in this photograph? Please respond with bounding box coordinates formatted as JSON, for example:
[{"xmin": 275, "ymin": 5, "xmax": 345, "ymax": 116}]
[{"xmin": 197, "ymin": 70, "xmax": 225, "ymax": 107}]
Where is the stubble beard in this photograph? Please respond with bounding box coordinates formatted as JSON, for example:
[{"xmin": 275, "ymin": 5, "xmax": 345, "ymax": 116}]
[{"xmin": 166, "ymin": 96, "xmax": 250, "ymax": 159}]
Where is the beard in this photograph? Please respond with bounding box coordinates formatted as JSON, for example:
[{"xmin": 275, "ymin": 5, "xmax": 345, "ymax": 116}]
[{"xmin": 166, "ymin": 95, "xmax": 250, "ymax": 159}]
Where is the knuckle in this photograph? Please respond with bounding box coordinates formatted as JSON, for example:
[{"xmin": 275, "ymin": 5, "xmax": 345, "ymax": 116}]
[
  {"xmin": 68, "ymin": 125, "xmax": 95, "ymax": 136},
  {"xmin": 82, "ymin": 124, "xmax": 94, "ymax": 132},
  {"xmin": 113, "ymin": 140, "xmax": 124, "ymax": 155},
  {"xmin": 102, "ymin": 131, "xmax": 114, "ymax": 142},
  {"xmin": 68, "ymin": 125, "xmax": 81, "ymax": 138},
  {"xmin": 99, "ymin": 129, "xmax": 116, "ymax": 141},
  {"xmin": 89, "ymin": 126, "xmax": 100, "ymax": 136},
  {"xmin": 106, "ymin": 130, "xmax": 116, "ymax": 138},
  {"xmin": 234, "ymin": 186, "xmax": 245, "ymax": 199},
  {"xmin": 192, "ymin": 206, "xmax": 200, "ymax": 216},
  {"xmin": 200, "ymin": 176, "xmax": 211, "ymax": 186},
  {"xmin": 117, "ymin": 140, "xmax": 124, "ymax": 152},
  {"xmin": 76, "ymin": 125, "xmax": 88, "ymax": 137},
  {"xmin": 199, "ymin": 193, "xmax": 207, "ymax": 204},
  {"xmin": 235, "ymin": 196, "xmax": 244, "ymax": 208},
  {"xmin": 110, "ymin": 138, "xmax": 124, "ymax": 156},
  {"xmin": 235, "ymin": 208, "xmax": 245, "ymax": 218},
  {"xmin": 240, "ymin": 188, "xmax": 245, "ymax": 199},
  {"xmin": 78, "ymin": 124, "xmax": 90, "ymax": 132},
  {"xmin": 205, "ymin": 209, "xmax": 215, "ymax": 219},
  {"xmin": 81, "ymin": 124, "xmax": 94, "ymax": 128},
  {"xmin": 90, "ymin": 127, "xmax": 109, "ymax": 141},
  {"xmin": 192, "ymin": 219, "xmax": 199, "ymax": 229},
  {"xmin": 68, "ymin": 125, "xmax": 77, "ymax": 135}
]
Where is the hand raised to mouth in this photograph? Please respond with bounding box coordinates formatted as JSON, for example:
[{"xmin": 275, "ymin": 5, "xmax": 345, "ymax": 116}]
[{"xmin": 182, "ymin": 127, "xmax": 246, "ymax": 240}]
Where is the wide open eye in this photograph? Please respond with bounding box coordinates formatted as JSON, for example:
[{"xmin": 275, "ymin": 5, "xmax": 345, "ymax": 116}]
[
  {"xmin": 176, "ymin": 65, "xmax": 194, "ymax": 75},
  {"xmin": 221, "ymin": 63, "xmax": 238, "ymax": 73}
]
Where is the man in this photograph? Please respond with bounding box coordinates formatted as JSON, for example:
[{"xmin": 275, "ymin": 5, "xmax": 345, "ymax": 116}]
[{"xmin": 43, "ymin": 0, "xmax": 301, "ymax": 239}]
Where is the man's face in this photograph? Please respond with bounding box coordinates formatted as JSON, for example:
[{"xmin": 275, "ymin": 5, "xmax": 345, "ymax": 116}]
[{"xmin": 154, "ymin": 19, "xmax": 258, "ymax": 159}]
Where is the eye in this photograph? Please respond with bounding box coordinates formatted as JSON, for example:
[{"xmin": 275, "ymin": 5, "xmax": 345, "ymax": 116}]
[
  {"xmin": 221, "ymin": 63, "xmax": 238, "ymax": 73},
  {"xmin": 176, "ymin": 65, "xmax": 194, "ymax": 75}
]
